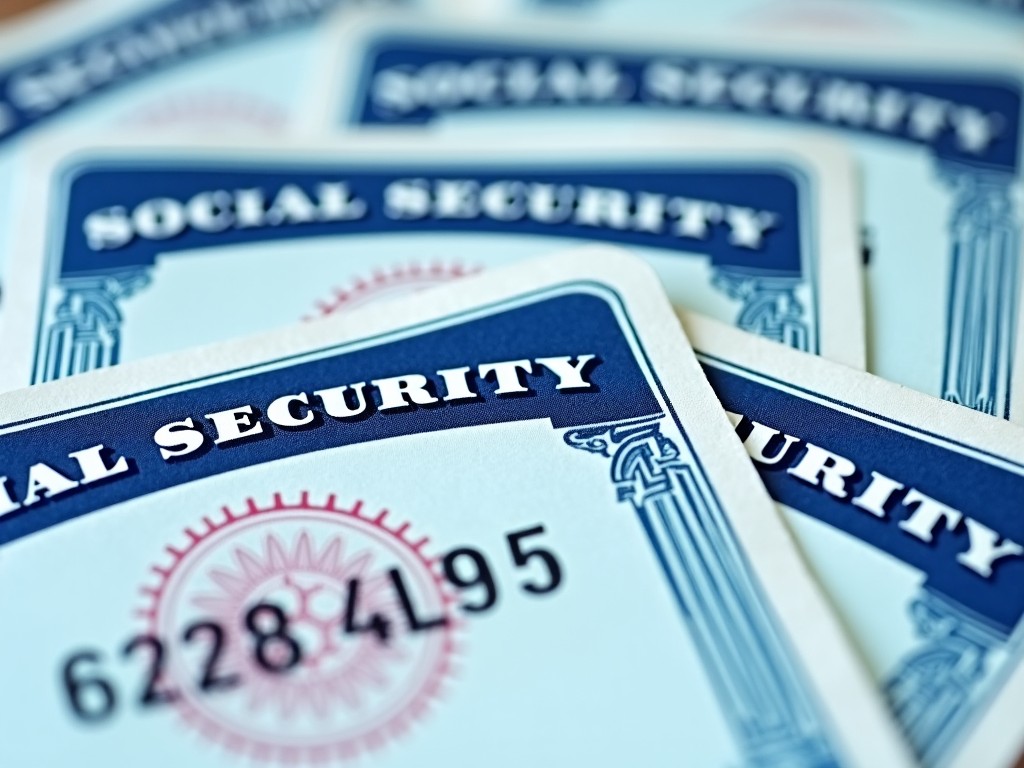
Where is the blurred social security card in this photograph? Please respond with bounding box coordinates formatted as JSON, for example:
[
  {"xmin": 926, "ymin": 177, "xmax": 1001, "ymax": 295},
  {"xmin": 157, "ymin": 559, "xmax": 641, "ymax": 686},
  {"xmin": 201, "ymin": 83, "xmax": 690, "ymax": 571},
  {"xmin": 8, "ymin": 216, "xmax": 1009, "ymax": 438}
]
[
  {"xmin": 0, "ymin": 129, "xmax": 864, "ymax": 389},
  {"xmin": 0, "ymin": 0, "xmax": 348, "ymax": 137},
  {"xmin": 313, "ymin": 15, "xmax": 1024, "ymax": 421},
  {"xmin": 683, "ymin": 311, "xmax": 1024, "ymax": 768},
  {"xmin": 0, "ymin": 247, "xmax": 913, "ymax": 767}
]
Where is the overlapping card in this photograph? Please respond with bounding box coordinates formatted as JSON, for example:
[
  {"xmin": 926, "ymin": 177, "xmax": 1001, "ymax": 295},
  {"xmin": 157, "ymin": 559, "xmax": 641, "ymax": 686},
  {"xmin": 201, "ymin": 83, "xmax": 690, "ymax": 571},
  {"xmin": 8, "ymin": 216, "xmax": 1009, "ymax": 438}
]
[
  {"xmin": 682, "ymin": 310, "xmax": 1024, "ymax": 768},
  {"xmin": 0, "ymin": 248, "xmax": 914, "ymax": 767}
]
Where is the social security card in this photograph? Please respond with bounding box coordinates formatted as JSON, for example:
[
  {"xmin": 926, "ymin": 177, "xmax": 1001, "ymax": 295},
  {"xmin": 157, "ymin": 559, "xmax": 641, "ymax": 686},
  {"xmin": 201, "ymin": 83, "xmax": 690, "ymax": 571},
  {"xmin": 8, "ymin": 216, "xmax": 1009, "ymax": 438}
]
[
  {"xmin": 681, "ymin": 310, "xmax": 1024, "ymax": 768},
  {"xmin": 311, "ymin": 14, "xmax": 1024, "ymax": 422},
  {"xmin": 0, "ymin": 0, "xmax": 407, "ymax": 281},
  {"xmin": 0, "ymin": 129, "xmax": 864, "ymax": 390},
  {"xmin": 0, "ymin": 248, "xmax": 914, "ymax": 767}
]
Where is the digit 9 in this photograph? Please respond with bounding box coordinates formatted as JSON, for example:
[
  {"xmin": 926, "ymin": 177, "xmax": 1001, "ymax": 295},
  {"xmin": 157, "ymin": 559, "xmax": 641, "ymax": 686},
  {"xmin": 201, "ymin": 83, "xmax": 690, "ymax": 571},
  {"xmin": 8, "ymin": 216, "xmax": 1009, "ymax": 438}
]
[{"xmin": 442, "ymin": 547, "xmax": 499, "ymax": 613}]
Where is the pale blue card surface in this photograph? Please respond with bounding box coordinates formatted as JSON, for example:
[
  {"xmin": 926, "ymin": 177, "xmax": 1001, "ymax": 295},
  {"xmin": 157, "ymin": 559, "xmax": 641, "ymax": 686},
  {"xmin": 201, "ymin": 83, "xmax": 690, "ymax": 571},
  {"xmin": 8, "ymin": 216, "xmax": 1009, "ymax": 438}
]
[
  {"xmin": 0, "ymin": 133, "xmax": 864, "ymax": 389},
  {"xmin": 683, "ymin": 311, "xmax": 1024, "ymax": 768},
  {"xmin": 0, "ymin": 250, "xmax": 912, "ymax": 767},
  {"xmin": 312, "ymin": 16, "xmax": 1024, "ymax": 421}
]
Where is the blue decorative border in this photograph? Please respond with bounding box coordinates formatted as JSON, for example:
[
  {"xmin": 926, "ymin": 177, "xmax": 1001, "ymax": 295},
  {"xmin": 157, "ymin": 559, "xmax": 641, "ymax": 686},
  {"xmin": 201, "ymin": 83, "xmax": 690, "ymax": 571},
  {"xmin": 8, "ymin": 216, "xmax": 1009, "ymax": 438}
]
[
  {"xmin": 564, "ymin": 415, "xmax": 838, "ymax": 765},
  {"xmin": 938, "ymin": 162, "xmax": 1020, "ymax": 417}
]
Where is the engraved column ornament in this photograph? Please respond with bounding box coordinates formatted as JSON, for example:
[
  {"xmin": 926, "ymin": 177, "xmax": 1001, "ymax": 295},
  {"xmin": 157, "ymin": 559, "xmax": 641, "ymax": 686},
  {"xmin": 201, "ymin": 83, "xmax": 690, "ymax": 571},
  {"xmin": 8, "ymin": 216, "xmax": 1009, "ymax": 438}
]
[
  {"xmin": 38, "ymin": 271, "xmax": 150, "ymax": 384},
  {"xmin": 566, "ymin": 417, "xmax": 837, "ymax": 768},
  {"xmin": 885, "ymin": 590, "xmax": 1004, "ymax": 764},
  {"xmin": 940, "ymin": 165, "xmax": 1021, "ymax": 417},
  {"xmin": 712, "ymin": 270, "xmax": 810, "ymax": 352}
]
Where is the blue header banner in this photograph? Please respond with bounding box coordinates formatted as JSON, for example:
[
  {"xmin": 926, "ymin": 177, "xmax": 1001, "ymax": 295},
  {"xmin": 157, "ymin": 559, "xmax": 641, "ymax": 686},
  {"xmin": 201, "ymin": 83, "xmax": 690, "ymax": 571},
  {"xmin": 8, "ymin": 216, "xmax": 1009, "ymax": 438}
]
[
  {"xmin": 955, "ymin": 0, "xmax": 1024, "ymax": 14},
  {"xmin": 0, "ymin": 292, "xmax": 660, "ymax": 545},
  {"xmin": 355, "ymin": 36, "xmax": 1022, "ymax": 172},
  {"xmin": 60, "ymin": 162, "xmax": 803, "ymax": 276},
  {"xmin": 701, "ymin": 359, "xmax": 1024, "ymax": 634},
  {"xmin": 0, "ymin": 0, "xmax": 336, "ymax": 146}
]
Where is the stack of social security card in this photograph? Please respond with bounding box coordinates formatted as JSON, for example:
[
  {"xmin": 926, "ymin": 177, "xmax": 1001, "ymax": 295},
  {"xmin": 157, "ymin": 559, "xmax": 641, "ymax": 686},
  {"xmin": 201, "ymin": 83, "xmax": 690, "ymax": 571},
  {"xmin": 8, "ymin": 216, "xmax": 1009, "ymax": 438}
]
[{"xmin": 0, "ymin": 1, "xmax": 1021, "ymax": 766}]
